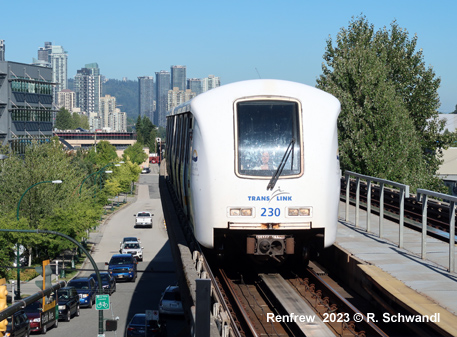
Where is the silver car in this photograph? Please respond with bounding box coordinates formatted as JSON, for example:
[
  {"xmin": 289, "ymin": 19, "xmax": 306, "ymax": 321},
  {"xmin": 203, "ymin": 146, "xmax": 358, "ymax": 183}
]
[
  {"xmin": 159, "ymin": 285, "xmax": 184, "ymax": 315},
  {"xmin": 120, "ymin": 241, "xmax": 143, "ymax": 261}
]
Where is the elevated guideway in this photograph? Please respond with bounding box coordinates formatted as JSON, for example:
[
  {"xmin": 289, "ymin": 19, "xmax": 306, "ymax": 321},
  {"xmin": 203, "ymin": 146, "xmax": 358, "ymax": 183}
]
[{"xmin": 321, "ymin": 200, "xmax": 457, "ymax": 336}]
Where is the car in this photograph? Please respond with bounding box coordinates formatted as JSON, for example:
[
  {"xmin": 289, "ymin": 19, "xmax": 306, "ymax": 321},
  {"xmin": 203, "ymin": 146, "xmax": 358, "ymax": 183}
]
[
  {"xmin": 134, "ymin": 211, "xmax": 153, "ymax": 228},
  {"xmin": 90, "ymin": 272, "xmax": 116, "ymax": 295},
  {"xmin": 141, "ymin": 167, "xmax": 151, "ymax": 174},
  {"xmin": 120, "ymin": 237, "xmax": 141, "ymax": 249},
  {"xmin": 57, "ymin": 286, "xmax": 80, "ymax": 321},
  {"xmin": 159, "ymin": 285, "xmax": 184, "ymax": 315},
  {"xmin": 23, "ymin": 301, "xmax": 58, "ymax": 334},
  {"xmin": 6, "ymin": 310, "xmax": 30, "ymax": 337},
  {"xmin": 67, "ymin": 276, "xmax": 97, "ymax": 308},
  {"xmin": 120, "ymin": 241, "xmax": 144, "ymax": 261},
  {"xmin": 57, "ymin": 287, "xmax": 80, "ymax": 321},
  {"xmin": 106, "ymin": 254, "xmax": 137, "ymax": 282},
  {"xmin": 125, "ymin": 313, "xmax": 162, "ymax": 337}
]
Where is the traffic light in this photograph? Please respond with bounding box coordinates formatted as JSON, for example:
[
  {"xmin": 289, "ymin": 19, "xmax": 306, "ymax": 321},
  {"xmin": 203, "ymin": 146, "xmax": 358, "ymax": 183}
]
[
  {"xmin": 0, "ymin": 278, "xmax": 8, "ymax": 332},
  {"xmin": 106, "ymin": 319, "xmax": 118, "ymax": 331}
]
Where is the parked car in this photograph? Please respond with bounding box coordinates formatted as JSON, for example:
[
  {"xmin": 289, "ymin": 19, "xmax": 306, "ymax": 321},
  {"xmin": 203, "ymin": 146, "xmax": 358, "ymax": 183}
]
[
  {"xmin": 120, "ymin": 237, "xmax": 141, "ymax": 249},
  {"xmin": 141, "ymin": 167, "xmax": 151, "ymax": 174},
  {"xmin": 67, "ymin": 277, "xmax": 97, "ymax": 308},
  {"xmin": 6, "ymin": 310, "xmax": 30, "ymax": 337},
  {"xmin": 159, "ymin": 285, "xmax": 184, "ymax": 315},
  {"xmin": 120, "ymin": 241, "xmax": 144, "ymax": 261},
  {"xmin": 90, "ymin": 272, "xmax": 116, "ymax": 295},
  {"xmin": 106, "ymin": 254, "xmax": 138, "ymax": 282},
  {"xmin": 125, "ymin": 313, "xmax": 162, "ymax": 337},
  {"xmin": 57, "ymin": 286, "xmax": 80, "ymax": 321},
  {"xmin": 23, "ymin": 300, "xmax": 58, "ymax": 334}
]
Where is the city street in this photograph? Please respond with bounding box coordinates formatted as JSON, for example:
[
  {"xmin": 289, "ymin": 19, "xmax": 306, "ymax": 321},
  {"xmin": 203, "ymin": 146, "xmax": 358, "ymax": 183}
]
[{"xmin": 36, "ymin": 166, "xmax": 188, "ymax": 336}]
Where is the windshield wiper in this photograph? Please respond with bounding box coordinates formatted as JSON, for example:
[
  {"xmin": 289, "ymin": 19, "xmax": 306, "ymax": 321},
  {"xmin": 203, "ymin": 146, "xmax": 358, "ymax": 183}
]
[{"xmin": 267, "ymin": 138, "xmax": 295, "ymax": 190}]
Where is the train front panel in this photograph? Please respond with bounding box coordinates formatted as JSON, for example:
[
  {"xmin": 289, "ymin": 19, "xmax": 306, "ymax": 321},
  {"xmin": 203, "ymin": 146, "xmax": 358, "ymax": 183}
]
[{"xmin": 186, "ymin": 80, "xmax": 340, "ymax": 262}]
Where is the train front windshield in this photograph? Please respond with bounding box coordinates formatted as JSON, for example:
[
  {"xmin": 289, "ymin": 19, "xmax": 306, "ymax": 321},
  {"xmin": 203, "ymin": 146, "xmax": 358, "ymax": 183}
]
[{"xmin": 236, "ymin": 100, "xmax": 301, "ymax": 177}]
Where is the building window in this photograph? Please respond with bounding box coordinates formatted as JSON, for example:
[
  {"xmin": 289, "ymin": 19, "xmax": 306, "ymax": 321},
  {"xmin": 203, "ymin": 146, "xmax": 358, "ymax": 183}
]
[{"xmin": 11, "ymin": 107, "xmax": 52, "ymax": 122}]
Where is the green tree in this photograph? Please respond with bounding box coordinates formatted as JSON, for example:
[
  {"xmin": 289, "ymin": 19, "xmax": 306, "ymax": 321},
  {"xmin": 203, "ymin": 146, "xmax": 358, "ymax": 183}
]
[
  {"xmin": 55, "ymin": 108, "xmax": 73, "ymax": 130},
  {"xmin": 86, "ymin": 140, "xmax": 119, "ymax": 167},
  {"xmin": 317, "ymin": 16, "xmax": 450, "ymax": 191},
  {"xmin": 0, "ymin": 139, "xmax": 103, "ymax": 263},
  {"xmin": 135, "ymin": 115, "xmax": 157, "ymax": 148},
  {"xmin": 71, "ymin": 112, "xmax": 90, "ymax": 130},
  {"xmin": 135, "ymin": 116, "xmax": 145, "ymax": 144},
  {"xmin": 123, "ymin": 142, "xmax": 148, "ymax": 165}
]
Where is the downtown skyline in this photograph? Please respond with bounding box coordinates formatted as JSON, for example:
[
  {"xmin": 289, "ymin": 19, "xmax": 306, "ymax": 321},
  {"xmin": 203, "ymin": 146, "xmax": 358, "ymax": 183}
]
[{"xmin": 1, "ymin": 0, "xmax": 455, "ymax": 112}]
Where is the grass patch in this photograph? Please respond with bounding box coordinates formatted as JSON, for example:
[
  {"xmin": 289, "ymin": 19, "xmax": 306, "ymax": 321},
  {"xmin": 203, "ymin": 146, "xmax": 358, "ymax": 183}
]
[{"xmin": 7, "ymin": 266, "xmax": 39, "ymax": 282}]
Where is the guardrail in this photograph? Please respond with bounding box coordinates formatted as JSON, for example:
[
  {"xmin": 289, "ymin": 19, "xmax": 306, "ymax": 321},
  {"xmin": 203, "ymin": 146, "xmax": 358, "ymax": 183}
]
[
  {"xmin": 344, "ymin": 171, "xmax": 410, "ymax": 247},
  {"xmin": 416, "ymin": 189, "xmax": 456, "ymax": 273},
  {"xmin": 343, "ymin": 171, "xmax": 456, "ymax": 273}
]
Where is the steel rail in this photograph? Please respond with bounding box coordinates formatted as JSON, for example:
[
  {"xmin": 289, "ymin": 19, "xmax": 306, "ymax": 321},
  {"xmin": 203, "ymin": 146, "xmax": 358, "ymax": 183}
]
[{"xmin": 219, "ymin": 269, "xmax": 261, "ymax": 337}]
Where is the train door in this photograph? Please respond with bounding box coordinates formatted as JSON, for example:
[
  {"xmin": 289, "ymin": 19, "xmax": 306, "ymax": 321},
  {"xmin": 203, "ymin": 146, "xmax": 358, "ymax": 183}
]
[
  {"xmin": 178, "ymin": 114, "xmax": 187, "ymax": 211},
  {"xmin": 173, "ymin": 115, "xmax": 183, "ymax": 200},
  {"xmin": 165, "ymin": 116, "xmax": 173, "ymax": 180},
  {"xmin": 186, "ymin": 115, "xmax": 196, "ymax": 228},
  {"xmin": 166, "ymin": 116, "xmax": 177, "ymax": 186},
  {"xmin": 181, "ymin": 113, "xmax": 193, "ymax": 217}
]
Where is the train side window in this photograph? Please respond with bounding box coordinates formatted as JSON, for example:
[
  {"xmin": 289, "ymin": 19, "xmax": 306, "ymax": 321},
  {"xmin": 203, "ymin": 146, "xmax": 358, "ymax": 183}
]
[{"xmin": 236, "ymin": 99, "xmax": 301, "ymax": 178}]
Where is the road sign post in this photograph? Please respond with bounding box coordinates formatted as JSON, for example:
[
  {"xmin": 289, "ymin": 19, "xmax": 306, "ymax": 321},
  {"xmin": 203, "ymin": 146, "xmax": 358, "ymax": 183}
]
[{"xmin": 95, "ymin": 294, "xmax": 110, "ymax": 310}]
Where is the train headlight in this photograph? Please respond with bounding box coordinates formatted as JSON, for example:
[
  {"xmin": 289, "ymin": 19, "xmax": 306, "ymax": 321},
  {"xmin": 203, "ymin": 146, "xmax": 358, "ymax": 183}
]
[
  {"xmin": 288, "ymin": 207, "xmax": 311, "ymax": 216},
  {"xmin": 288, "ymin": 208, "xmax": 299, "ymax": 216},
  {"xmin": 230, "ymin": 209, "xmax": 240, "ymax": 216},
  {"xmin": 241, "ymin": 208, "xmax": 252, "ymax": 216},
  {"xmin": 299, "ymin": 208, "xmax": 310, "ymax": 216},
  {"xmin": 229, "ymin": 208, "xmax": 253, "ymax": 217}
]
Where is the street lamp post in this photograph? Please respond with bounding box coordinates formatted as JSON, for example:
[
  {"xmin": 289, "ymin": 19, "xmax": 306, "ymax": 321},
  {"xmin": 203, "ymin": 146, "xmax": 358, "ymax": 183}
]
[
  {"xmin": 79, "ymin": 162, "xmax": 123, "ymax": 199},
  {"xmin": 15, "ymin": 180, "xmax": 63, "ymax": 300}
]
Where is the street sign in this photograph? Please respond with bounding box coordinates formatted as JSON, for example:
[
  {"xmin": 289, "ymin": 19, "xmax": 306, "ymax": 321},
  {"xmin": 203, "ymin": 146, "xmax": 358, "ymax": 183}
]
[
  {"xmin": 146, "ymin": 309, "xmax": 159, "ymax": 321},
  {"xmin": 95, "ymin": 294, "xmax": 110, "ymax": 310}
]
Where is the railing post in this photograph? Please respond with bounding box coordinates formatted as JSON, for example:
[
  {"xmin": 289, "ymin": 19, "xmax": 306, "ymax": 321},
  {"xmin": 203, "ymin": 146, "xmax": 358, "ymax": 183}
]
[
  {"xmin": 449, "ymin": 201, "xmax": 455, "ymax": 273},
  {"xmin": 366, "ymin": 179, "xmax": 371, "ymax": 232},
  {"xmin": 399, "ymin": 187, "xmax": 405, "ymax": 249},
  {"xmin": 421, "ymin": 194, "xmax": 428, "ymax": 260},
  {"xmin": 355, "ymin": 177, "xmax": 360, "ymax": 228},
  {"xmin": 345, "ymin": 174, "xmax": 350, "ymax": 222},
  {"xmin": 379, "ymin": 183, "xmax": 384, "ymax": 238}
]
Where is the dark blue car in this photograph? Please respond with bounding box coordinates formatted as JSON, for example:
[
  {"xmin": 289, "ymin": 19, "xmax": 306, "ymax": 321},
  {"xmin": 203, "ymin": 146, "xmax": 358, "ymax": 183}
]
[
  {"xmin": 125, "ymin": 313, "xmax": 162, "ymax": 337},
  {"xmin": 90, "ymin": 272, "xmax": 116, "ymax": 294},
  {"xmin": 106, "ymin": 254, "xmax": 137, "ymax": 282},
  {"xmin": 67, "ymin": 276, "xmax": 97, "ymax": 308}
]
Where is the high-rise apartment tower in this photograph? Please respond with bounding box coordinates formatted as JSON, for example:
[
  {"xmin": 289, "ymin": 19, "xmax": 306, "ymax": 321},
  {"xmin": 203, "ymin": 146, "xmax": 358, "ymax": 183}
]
[
  {"xmin": 138, "ymin": 76, "xmax": 155, "ymax": 123},
  {"xmin": 155, "ymin": 71, "xmax": 170, "ymax": 128},
  {"xmin": 171, "ymin": 65, "xmax": 186, "ymax": 91}
]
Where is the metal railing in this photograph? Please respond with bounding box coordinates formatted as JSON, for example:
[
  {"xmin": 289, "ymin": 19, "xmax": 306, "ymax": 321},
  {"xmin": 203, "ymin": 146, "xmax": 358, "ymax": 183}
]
[
  {"xmin": 344, "ymin": 171, "xmax": 410, "ymax": 247},
  {"xmin": 343, "ymin": 171, "xmax": 456, "ymax": 273},
  {"xmin": 416, "ymin": 189, "xmax": 456, "ymax": 273}
]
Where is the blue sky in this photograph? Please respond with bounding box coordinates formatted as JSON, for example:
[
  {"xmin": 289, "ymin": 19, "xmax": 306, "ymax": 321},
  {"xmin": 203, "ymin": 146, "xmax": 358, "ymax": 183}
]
[{"xmin": 2, "ymin": 0, "xmax": 456, "ymax": 112}]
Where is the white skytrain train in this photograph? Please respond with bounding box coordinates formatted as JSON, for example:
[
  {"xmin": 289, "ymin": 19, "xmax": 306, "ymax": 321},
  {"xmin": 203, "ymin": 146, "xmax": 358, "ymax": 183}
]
[{"xmin": 166, "ymin": 79, "xmax": 340, "ymax": 264}]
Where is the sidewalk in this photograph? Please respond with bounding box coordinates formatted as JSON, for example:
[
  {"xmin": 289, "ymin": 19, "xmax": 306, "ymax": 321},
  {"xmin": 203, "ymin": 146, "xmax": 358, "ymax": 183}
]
[{"xmin": 337, "ymin": 200, "xmax": 457, "ymax": 316}]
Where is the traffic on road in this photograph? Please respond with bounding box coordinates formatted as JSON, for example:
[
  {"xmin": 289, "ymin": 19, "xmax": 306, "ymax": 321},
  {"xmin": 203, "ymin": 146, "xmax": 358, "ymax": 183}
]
[{"xmin": 6, "ymin": 168, "xmax": 188, "ymax": 337}]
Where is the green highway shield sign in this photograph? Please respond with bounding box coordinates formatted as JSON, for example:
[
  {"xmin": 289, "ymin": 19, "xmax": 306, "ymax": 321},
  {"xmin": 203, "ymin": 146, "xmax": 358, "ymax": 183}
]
[{"xmin": 96, "ymin": 294, "xmax": 110, "ymax": 310}]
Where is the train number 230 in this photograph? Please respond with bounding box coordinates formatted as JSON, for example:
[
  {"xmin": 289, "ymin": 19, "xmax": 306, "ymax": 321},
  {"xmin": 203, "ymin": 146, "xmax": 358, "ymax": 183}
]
[{"xmin": 261, "ymin": 208, "xmax": 280, "ymax": 217}]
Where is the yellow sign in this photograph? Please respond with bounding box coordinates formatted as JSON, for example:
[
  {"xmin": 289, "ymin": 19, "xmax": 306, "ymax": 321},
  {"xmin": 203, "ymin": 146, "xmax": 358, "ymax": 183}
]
[
  {"xmin": 0, "ymin": 278, "xmax": 8, "ymax": 332},
  {"xmin": 42, "ymin": 260, "xmax": 55, "ymax": 312}
]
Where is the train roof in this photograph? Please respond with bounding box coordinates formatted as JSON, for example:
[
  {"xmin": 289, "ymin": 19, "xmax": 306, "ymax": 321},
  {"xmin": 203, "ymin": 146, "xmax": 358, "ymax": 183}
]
[{"xmin": 166, "ymin": 79, "xmax": 340, "ymax": 118}]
